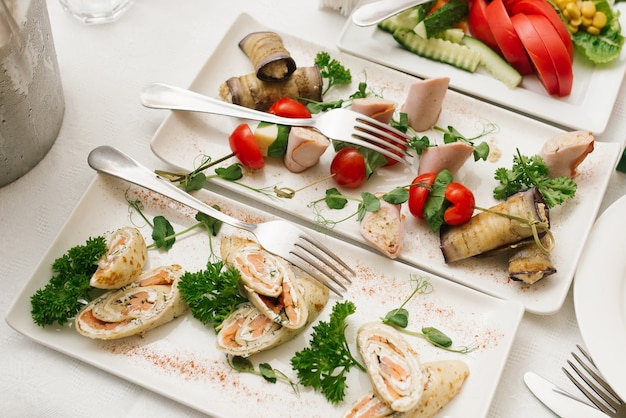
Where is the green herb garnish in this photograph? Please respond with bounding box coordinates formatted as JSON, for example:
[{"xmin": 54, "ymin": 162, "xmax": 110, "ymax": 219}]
[
  {"xmin": 228, "ymin": 356, "xmax": 298, "ymax": 392},
  {"xmin": 30, "ymin": 236, "xmax": 107, "ymax": 327}
]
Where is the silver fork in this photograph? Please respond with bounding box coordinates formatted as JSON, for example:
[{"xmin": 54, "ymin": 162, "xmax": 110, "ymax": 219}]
[
  {"xmin": 88, "ymin": 145, "xmax": 353, "ymax": 296},
  {"xmin": 563, "ymin": 344, "xmax": 626, "ymax": 417},
  {"xmin": 140, "ymin": 82, "xmax": 413, "ymax": 166}
]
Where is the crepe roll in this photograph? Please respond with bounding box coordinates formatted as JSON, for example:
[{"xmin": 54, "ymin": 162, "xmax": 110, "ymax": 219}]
[
  {"xmin": 238, "ymin": 31, "xmax": 296, "ymax": 82},
  {"xmin": 360, "ymin": 196, "xmax": 405, "ymax": 259},
  {"xmin": 218, "ymin": 66, "xmax": 322, "ymax": 111},
  {"xmin": 357, "ymin": 322, "xmax": 426, "ymax": 412},
  {"xmin": 90, "ymin": 226, "xmax": 147, "ymax": 289},
  {"xmin": 344, "ymin": 360, "xmax": 470, "ymax": 418},
  {"xmin": 215, "ymin": 269, "xmax": 329, "ymax": 357},
  {"xmin": 76, "ymin": 265, "xmax": 187, "ymax": 340}
]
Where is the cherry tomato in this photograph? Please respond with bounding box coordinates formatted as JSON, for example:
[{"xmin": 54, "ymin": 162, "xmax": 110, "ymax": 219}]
[
  {"xmin": 330, "ymin": 147, "xmax": 367, "ymax": 189},
  {"xmin": 510, "ymin": 14, "xmax": 560, "ymax": 95},
  {"xmin": 268, "ymin": 97, "xmax": 312, "ymax": 118},
  {"xmin": 485, "ymin": 0, "xmax": 534, "ymax": 75},
  {"xmin": 468, "ymin": 0, "xmax": 501, "ymax": 54},
  {"xmin": 228, "ymin": 123, "xmax": 265, "ymax": 169},
  {"xmin": 443, "ymin": 182, "xmax": 475, "ymax": 226},
  {"xmin": 407, "ymin": 172, "xmax": 437, "ymax": 219},
  {"xmin": 505, "ymin": 0, "xmax": 574, "ymax": 61}
]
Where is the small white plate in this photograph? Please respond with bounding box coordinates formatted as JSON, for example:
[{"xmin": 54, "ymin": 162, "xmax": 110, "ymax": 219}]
[
  {"xmin": 574, "ymin": 194, "xmax": 626, "ymax": 401},
  {"xmin": 150, "ymin": 13, "xmax": 620, "ymax": 314},
  {"xmin": 337, "ymin": 0, "xmax": 626, "ymax": 135},
  {"xmin": 6, "ymin": 174, "xmax": 524, "ymax": 418}
]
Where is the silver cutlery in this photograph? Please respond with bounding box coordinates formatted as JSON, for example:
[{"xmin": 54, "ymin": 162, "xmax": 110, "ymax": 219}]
[
  {"xmin": 87, "ymin": 145, "xmax": 353, "ymax": 296},
  {"xmin": 351, "ymin": 0, "xmax": 433, "ymax": 26},
  {"xmin": 140, "ymin": 82, "xmax": 413, "ymax": 166},
  {"xmin": 563, "ymin": 344, "xmax": 626, "ymax": 417},
  {"xmin": 524, "ymin": 371, "xmax": 608, "ymax": 417}
]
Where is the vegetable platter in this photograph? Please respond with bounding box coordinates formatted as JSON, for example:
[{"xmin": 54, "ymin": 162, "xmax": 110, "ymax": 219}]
[
  {"xmin": 6, "ymin": 174, "xmax": 524, "ymax": 418},
  {"xmin": 337, "ymin": 0, "xmax": 626, "ymax": 135},
  {"xmin": 150, "ymin": 13, "xmax": 620, "ymax": 314}
]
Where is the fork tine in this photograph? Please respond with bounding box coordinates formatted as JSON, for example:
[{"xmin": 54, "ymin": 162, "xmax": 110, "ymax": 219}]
[
  {"xmin": 354, "ymin": 120, "xmax": 410, "ymax": 150},
  {"xmin": 563, "ymin": 365, "xmax": 615, "ymax": 414},
  {"xmin": 353, "ymin": 128, "xmax": 410, "ymax": 155},
  {"xmin": 354, "ymin": 114, "xmax": 411, "ymax": 143},
  {"xmin": 296, "ymin": 234, "xmax": 355, "ymax": 278},
  {"xmin": 577, "ymin": 345, "xmax": 623, "ymax": 401},
  {"xmin": 341, "ymin": 135, "xmax": 412, "ymax": 166}
]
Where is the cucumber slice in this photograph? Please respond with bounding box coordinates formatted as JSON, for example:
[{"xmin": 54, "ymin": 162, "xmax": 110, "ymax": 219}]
[
  {"xmin": 393, "ymin": 29, "xmax": 480, "ymax": 72},
  {"xmin": 378, "ymin": 3, "xmax": 434, "ymax": 34},
  {"xmin": 414, "ymin": 0, "xmax": 469, "ymax": 38},
  {"xmin": 435, "ymin": 28, "xmax": 465, "ymax": 43},
  {"xmin": 461, "ymin": 35, "xmax": 523, "ymax": 88}
]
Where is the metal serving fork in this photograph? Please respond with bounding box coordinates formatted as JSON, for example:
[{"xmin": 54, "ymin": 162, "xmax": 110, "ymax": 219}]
[
  {"xmin": 88, "ymin": 145, "xmax": 353, "ymax": 296},
  {"xmin": 563, "ymin": 344, "xmax": 626, "ymax": 417},
  {"xmin": 140, "ymin": 82, "xmax": 413, "ymax": 166}
]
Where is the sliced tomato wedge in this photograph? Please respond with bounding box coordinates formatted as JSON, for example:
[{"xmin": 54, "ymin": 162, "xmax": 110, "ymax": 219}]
[
  {"xmin": 229, "ymin": 123, "xmax": 265, "ymax": 169},
  {"xmin": 504, "ymin": 0, "xmax": 574, "ymax": 61},
  {"xmin": 468, "ymin": 0, "xmax": 501, "ymax": 54},
  {"xmin": 527, "ymin": 14, "xmax": 573, "ymax": 96},
  {"xmin": 510, "ymin": 13, "xmax": 560, "ymax": 95},
  {"xmin": 486, "ymin": 0, "xmax": 534, "ymax": 75}
]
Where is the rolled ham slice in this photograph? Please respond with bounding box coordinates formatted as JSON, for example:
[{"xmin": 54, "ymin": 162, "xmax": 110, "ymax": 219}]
[
  {"xmin": 90, "ymin": 226, "xmax": 147, "ymax": 289},
  {"xmin": 417, "ymin": 141, "xmax": 474, "ymax": 176},
  {"xmin": 540, "ymin": 130, "xmax": 594, "ymax": 178},
  {"xmin": 401, "ymin": 77, "xmax": 450, "ymax": 132},
  {"xmin": 283, "ymin": 127, "xmax": 330, "ymax": 173},
  {"xmin": 350, "ymin": 98, "xmax": 397, "ymax": 124},
  {"xmin": 360, "ymin": 196, "xmax": 405, "ymax": 259}
]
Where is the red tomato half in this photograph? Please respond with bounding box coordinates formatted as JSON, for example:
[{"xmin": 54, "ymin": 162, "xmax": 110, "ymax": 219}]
[
  {"xmin": 443, "ymin": 182, "xmax": 475, "ymax": 226},
  {"xmin": 330, "ymin": 147, "xmax": 367, "ymax": 189},
  {"xmin": 268, "ymin": 97, "xmax": 312, "ymax": 118},
  {"xmin": 468, "ymin": 0, "xmax": 501, "ymax": 54},
  {"xmin": 408, "ymin": 172, "xmax": 437, "ymax": 219},
  {"xmin": 486, "ymin": 0, "xmax": 534, "ymax": 75},
  {"xmin": 505, "ymin": 0, "xmax": 574, "ymax": 61},
  {"xmin": 228, "ymin": 123, "xmax": 265, "ymax": 169},
  {"xmin": 527, "ymin": 14, "xmax": 573, "ymax": 96},
  {"xmin": 510, "ymin": 14, "xmax": 560, "ymax": 95}
]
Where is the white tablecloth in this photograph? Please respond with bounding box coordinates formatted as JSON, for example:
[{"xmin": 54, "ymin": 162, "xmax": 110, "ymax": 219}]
[{"xmin": 2, "ymin": 1, "xmax": 625, "ymax": 416}]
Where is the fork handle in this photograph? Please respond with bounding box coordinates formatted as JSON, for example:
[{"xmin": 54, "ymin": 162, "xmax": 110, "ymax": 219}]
[
  {"xmin": 87, "ymin": 145, "xmax": 258, "ymax": 233},
  {"xmin": 141, "ymin": 82, "xmax": 311, "ymax": 126}
]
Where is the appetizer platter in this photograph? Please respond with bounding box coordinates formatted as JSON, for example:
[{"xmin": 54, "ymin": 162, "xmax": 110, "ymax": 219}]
[
  {"xmin": 574, "ymin": 194, "xmax": 626, "ymax": 401},
  {"xmin": 337, "ymin": 0, "xmax": 626, "ymax": 135},
  {"xmin": 150, "ymin": 13, "xmax": 620, "ymax": 314},
  {"xmin": 6, "ymin": 174, "xmax": 524, "ymax": 418}
]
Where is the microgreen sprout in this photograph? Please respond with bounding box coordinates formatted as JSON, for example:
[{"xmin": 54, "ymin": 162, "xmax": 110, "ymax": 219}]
[{"xmin": 228, "ymin": 356, "xmax": 298, "ymax": 394}]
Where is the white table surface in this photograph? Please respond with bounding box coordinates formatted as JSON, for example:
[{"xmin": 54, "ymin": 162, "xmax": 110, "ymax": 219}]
[{"xmin": 2, "ymin": 1, "xmax": 625, "ymax": 417}]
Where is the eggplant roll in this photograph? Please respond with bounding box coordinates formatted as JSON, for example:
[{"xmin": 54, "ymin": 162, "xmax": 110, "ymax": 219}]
[
  {"xmin": 508, "ymin": 235, "xmax": 556, "ymax": 284},
  {"xmin": 215, "ymin": 269, "xmax": 329, "ymax": 357},
  {"xmin": 344, "ymin": 360, "xmax": 470, "ymax": 418},
  {"xmin": 218, "ymin": 66, "xmax": 322, "ymax": 111},
  {"xmin": 357, "ymin": 322, "xmax": 426, "ymax": 412},
  {"xmin": 76, "ymin": 265, "xmax": 187, "ymax": 340},
  {"xmin": 238, "ymin": 31, "xmax": 296, "ymax": 82},
  {"xmin": 90, "ymin": 226, "xmax": 148, "ymax": 289},
  {"xmin": 440, "ymin": 188, "xmax": 549, "ymax": 263}
]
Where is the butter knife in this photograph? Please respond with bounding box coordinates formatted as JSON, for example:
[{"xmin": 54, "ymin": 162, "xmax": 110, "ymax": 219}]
[{"xmin": 524, "ymin": 372, "xmax": 608, "ymax": 418}]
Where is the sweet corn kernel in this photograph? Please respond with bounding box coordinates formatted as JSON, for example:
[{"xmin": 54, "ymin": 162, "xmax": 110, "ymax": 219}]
[
  {"xmin": 587, "ymin": 26, "xmax": 600, "ymax": 35},
  {"xmin": 565, "ymin": 2, "xmax": 581, "ymax": 18},
  {"xmin": 580, "ymin": 1, "xmax": 596, "ymax": 18},
  {"xmin": 592, "ymin": 11, "xmax": 608, "ymax": 28}
]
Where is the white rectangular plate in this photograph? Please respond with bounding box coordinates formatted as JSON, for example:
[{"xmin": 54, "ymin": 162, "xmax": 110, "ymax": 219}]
[
  {"xmin": 338, "ymin": 0, "xmax": 626, "ymax": 135},
  {"xmin": 6, "ymin": 174, "xmax": 524, "ymax": 418},
  {"xmin": 150, "ymin": 13, "xmax": 620, "ymax": 314}
]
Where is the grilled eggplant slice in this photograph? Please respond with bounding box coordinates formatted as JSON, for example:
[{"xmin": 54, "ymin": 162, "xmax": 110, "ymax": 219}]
[
  {"xmin": 218, "ymin": 66, "xmax": 322, "ymax": 111},
  {"xmin": 440, "ymin": 188, "xmax": 549, "ymax": 263},
  {"xmin": 508, "ymin": 235, "xmax": 556, "ymax": 284},
  {"xmin": 239, "ymin": 31, "xmax": 296, "ymax": 82},
  {"xmin": 90, "ymin": 226, "xmax": 147, "ymax": 289},
  {"xmin": 215, "ymin": 269, "xmax": 329, "ymax": 357},
  {"xmin": 76, "ymin": 265, "xmax": 187, "ymax": 340}
]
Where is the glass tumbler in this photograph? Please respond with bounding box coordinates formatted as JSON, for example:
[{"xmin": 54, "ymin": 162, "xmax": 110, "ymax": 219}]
[
  {"xmin": 58, "ymin": 0, "xmax": 134, "ymax": 24},
  {"xmin": 0, "ymin": 0, "xmax": 65, "ymax": 187}
]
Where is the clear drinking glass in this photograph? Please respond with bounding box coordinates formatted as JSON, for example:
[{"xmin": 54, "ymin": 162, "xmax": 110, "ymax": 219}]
[{"xmin": 58, "ymin": 0, "xmax": 134, "ymax": 24}]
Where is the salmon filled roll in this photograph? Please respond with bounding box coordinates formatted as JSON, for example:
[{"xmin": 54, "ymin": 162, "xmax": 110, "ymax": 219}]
[
  {"xmin": 90, "ymin": 226, "xmax": 148, "ymax": 289},
  {"xmin": 76, "ymin": 265, "xmax": 187, "ymax": 340}
]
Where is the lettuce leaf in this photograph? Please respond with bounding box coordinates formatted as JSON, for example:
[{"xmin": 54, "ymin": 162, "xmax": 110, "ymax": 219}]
[{"xmin": 572, "ymin": 0, "xmax": 624, "ymax": 64}]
